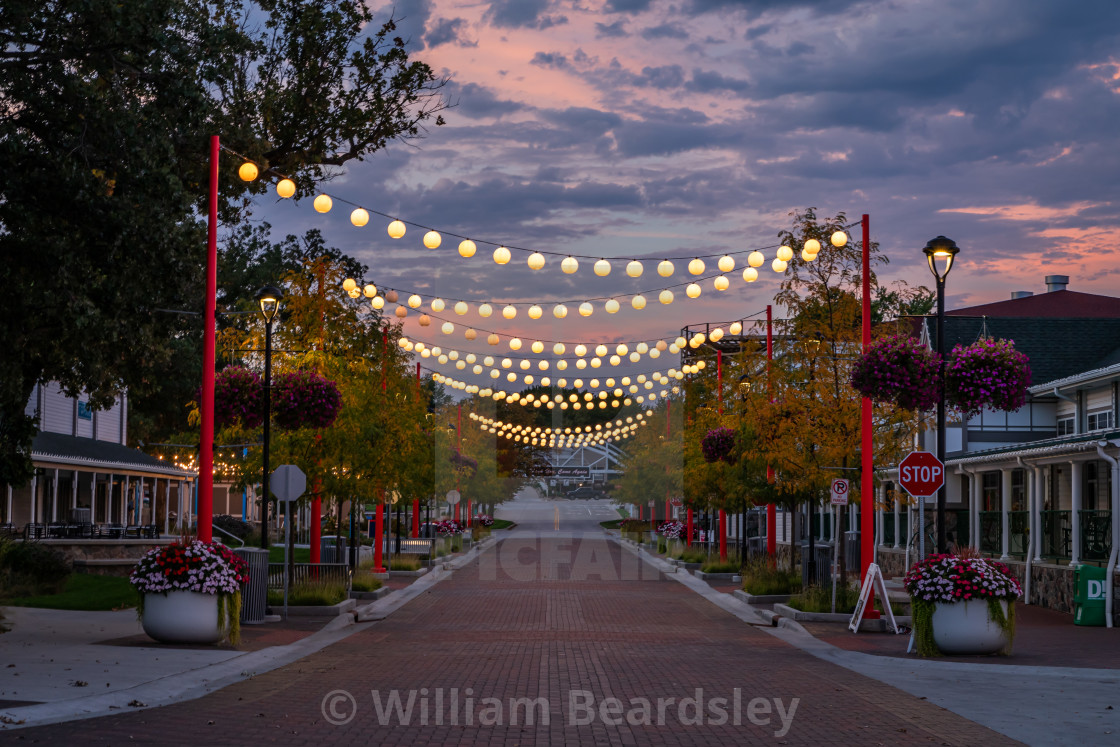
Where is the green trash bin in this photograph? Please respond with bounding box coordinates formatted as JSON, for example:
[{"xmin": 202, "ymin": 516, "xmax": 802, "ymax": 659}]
[{"xmin": 1073, "ymin": 564, "xmax": 1108, "ymax": 626}]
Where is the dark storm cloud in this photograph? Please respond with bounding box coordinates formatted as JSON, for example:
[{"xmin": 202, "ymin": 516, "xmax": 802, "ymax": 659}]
[
  {"xmin": 426, "ymin": 17, "xmax": 475, "ymax": 48},
  {"xmin": 685, "ymin": 69, "xmax": 751, "ymax": 94},
  {"xmin": 448, "ymin": 82, "xmax": 524, "ymax": 119},
  {"xmin": 485, "ymin": 0, "xmax": 568, "ymax": 30},
  {"xmin": 640, "ymin": 23, "xmax": 688, "ymax": 41},
  {"xmin": 595, "ymin": 20, "xmax": 629, "ymax": 38}
]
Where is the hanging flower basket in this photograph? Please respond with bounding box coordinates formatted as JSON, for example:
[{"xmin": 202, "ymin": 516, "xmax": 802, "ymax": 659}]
[
  {"xmin": 701, "ymin": 427, "xmax": 736, "ymax": 463},
  {"xmin": 271, "ymin": 370, "xmax": 342, "ymax": 430},
  {"xmin": 850, "ymin": 335, "xmax": 941, "ymax": 411},
  {"xmin": 211, "ymin": 366, "xmax": 263, "ymax": 429},
  {"xmin": 945, "ymin": 338, "xmax": 1031, "ymax": 417},
  {"xmin": 450, "ymin": 450, "xmax": 478, "ymax": 477}
]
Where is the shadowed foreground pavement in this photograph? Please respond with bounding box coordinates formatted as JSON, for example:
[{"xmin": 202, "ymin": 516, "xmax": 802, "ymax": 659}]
[{"xmin": 3, "ymin": 498, "xmax": 1019, "ymax": 745}]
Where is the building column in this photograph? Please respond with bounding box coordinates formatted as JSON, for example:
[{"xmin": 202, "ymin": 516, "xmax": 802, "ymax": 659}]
[
  {"xmin": 1000, "ymin": 468, "xmax": 1012, "ymax": 560},
  {"xmin": 1070, "ymin": 460, "xmax": 1082, "ymax": 566},
  {"xmin": 5, "ymin": 484, "xmax": 12, "ymax": 524},
  {"xmin": 876, "ymin": 483, "xmax": 886, "ymax": 547},
  {"xmin": 51, "ymin": 468, "xmax": 59, "ymax": 522},
  {"xmin": 164, "ymin": 479, "xmax": 172, "ymax": 534},
  {"xmin": 1033, "ymin": 466, "xmax": 1044, "ymax": 562},
  {"xmin": 30, "ymin": 472, "xmax": 38, "ymax": 524},
  {"xmin": 107, "ymin": 474, "xmax": 115, "ymax": 524},
  {"xmin": 90, "ymin": 473, "xmax": 97, "ymax": 522},
  {"xmin": 892, "ymin": 486, "xmax": 900, "ymax": 548},
  {"xmin": 71, "ymin": 470, "xmax": 78, "ymax": 510},
  {"xmin": 122, "ymin": 475, "xmax": 130, "ymax": 525}
]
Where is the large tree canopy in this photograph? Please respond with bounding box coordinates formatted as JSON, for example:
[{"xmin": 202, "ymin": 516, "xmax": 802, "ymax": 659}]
[{"xmin": 0, "ymin": 0, "xmax": 447, "ymax": 484}]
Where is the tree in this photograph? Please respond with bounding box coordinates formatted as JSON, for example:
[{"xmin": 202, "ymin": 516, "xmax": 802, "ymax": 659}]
[{"xmin": 0, "ymin": 0, "xmax": 447, "ymax": 485}]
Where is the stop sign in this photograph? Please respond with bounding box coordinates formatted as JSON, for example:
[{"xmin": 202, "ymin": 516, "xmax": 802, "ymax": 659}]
[{"xmin": 898, "ymin": 450, "xmax": 945, "ymax": 497}]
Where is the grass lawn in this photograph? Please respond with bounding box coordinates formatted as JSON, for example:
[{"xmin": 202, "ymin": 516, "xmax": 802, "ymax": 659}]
[
  {"xmin": 1, "ymin": 574, "xmax": 137, "ymax": 611},
  {"xmin": 267, "ymin": 546, "xmax": 312, "ymax": 563},
  {"xmin": 490, "ymin": 519, "xmax": 516, "ymax": 530},
  {"xmin": 600, "ymin": 518, "xmax": 625, "ymax": 530}
]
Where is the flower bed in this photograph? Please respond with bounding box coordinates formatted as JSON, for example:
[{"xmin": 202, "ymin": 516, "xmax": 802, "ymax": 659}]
[
  {"xmin": 904, "ymin": 553, "xmax": 1021, "ymax": 656},
  {"xmin": 849, "ymin": 335, "xmax": 940, "ymax": 411},
  {"xmin": 658, "ymin": 521, "xmax": 686, "ymax": 540},
  {"xmin": 130, "ymin": 540, "xmax": 249, "ymax": 645},
  {"xmin": 475, "ymin": 514, "xmax": 495, "ymax": 527},
  {"xmin": 433, "ymin": 519, "xmax": 463, "ymax": 536}
]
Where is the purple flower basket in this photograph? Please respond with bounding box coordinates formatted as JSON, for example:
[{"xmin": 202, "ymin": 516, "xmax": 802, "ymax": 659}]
[
  {"xmin": 946, "ymin": 338, "xmax": 1031, "ymax": 417},
  {"xmin": 850, "ymin": 335, "xmax": 941, "ymax": 411},
  {"xmin": 271, "ymin": 370, "xmax": 342, "ymax": 430},
  {"xmin": 701, "ymin": 427, "xmax": 736, "ymax": 463},
  {"xmin": 212, "ymin": 366, "xmax": 264, "ymax": 430}
]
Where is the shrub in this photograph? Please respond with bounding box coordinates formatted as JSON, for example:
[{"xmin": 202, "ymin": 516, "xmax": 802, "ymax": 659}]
[
  {"xmin": 0, "ymin": 538, "xmax": 72, "ymax": 596},
  {"xmin": 213, "ymin": 514, "xmax": 252, "ymax": 540},
  {"xmin": 701, "ymin": 560, "xmax": 740, "ymax": 574},
  {"xmin": 740, "ymin": 557, "xmax": 801, "ymax": 596},
  {"xmin": 268, "ymin": 581, "xmax": 347, "ymax": 606},
  {"xmin": 350, "ymin": 574, "xmax": 383, "ymax": 592},
  {"xmin": 389, "ymin": 556, "xmax": 421, "ymax": 571},
  {"xmin": 787, "ymin": 584, "xmax": 860, "ymax": 614}
]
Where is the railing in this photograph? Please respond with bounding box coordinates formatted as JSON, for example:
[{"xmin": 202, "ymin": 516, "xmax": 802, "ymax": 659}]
[
  {"xmin": 1080, "ymin": 510, "xmax": 1113, "ymax": 562},
  {"xmin": 1039, "ymin": 510, "xmax": 1071, "ymax": 560},
  {"xmin": 267, "ymin": 562, "xmax": 351, "ymax": 590},
  {"xmin": 1008, "ymin": 510, "xmax": 1030, "ymax": 557},
  {"xmin": 979, "ymin": 511, "xmax": 1002, "ymax": 554},
  {"xmin": 947, "ymin": 509, "xmax": 970, "ymax": 549}
]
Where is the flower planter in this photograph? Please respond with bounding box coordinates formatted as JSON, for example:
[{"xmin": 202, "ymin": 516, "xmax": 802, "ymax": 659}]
[
  {"xmin": 931, "ymin": 599, "xmax": 1010, "ymax": 655},
  {"xmin": 142, "ymin": 590, "xmax": 228, "ymax": 644}
]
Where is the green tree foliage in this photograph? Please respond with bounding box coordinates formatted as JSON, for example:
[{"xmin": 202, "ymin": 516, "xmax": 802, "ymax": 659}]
[{"xmin": 0, "ymin": 0, "xmax": 447, "ymax": 485}]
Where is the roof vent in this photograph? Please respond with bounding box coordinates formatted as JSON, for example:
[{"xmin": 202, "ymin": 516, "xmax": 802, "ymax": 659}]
[
  {"xmin": 1045, "ymin": 275, "xmax": 1069, "ymax": 293},
  {"xmin": 1010, "ymin": 291, "xmax": 1034, "ymax": 300}
]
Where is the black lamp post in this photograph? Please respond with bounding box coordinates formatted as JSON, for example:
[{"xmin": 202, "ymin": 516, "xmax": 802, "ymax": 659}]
[
  {"xmin": 923, "ymin": 236, "xmax": 959, "ymax": 554},
  {"xmin": 255, "ymin": 284, "xmax": 283, "ymax": 550}
]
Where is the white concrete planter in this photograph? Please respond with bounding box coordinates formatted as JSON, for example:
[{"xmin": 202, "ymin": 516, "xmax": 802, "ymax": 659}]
[
  {"xmin": 931, "ymin": 599, "xmax": 1010, "ymax": 655},
  {"xmin": 142, "ymin": 590, "xmax": 228, "ymax": 644}
]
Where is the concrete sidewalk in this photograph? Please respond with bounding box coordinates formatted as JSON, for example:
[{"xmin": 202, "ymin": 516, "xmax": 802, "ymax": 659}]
[{"xmin": 0, "ymin": 536, "xmax": 495, "ymax": 730}]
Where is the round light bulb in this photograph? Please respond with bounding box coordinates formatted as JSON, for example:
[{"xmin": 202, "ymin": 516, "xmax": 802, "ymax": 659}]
[
  {"xmin": 605, "ymin": 299, "xmax": 620, "ymax": 314},
  {"xmin": 408, "ymin": 294, "xmax": 422, "ymax": 308},
  {"xmin": 238, "ymin": 162, "xmax": 258, "ymax": 181},
  {"xmin": 657, "ymin": 260, "xmax": 675, "ymax": 277},
  {"xmin": 458, "ymin": 239, "xmax": 477, "ymax": 258},
  {"xmin": 431, "ymin": 298, "xmax": 445, "ymax": 312},
  {"xmin": 743, "ymin": 267, "xmax": 759, "ymax": 282},
  {"xmin": 631, "ymin": 295, "xmax": 647, "ymax": 310},
  {"xmin": 594, "ymin": 259, "xmax": 611, "ymax": 276},
  {"xmin": 804, "ymin": 238, "xmax": 821, "ymax": 254},
  {"xmin": 561, "ymin": 256, "xmax": 579, "ymax": 274},
  {"xmin": 685, "ymin": 283, "xmax": 701, "ymax": 298},
  {"xmin": 276, "ymin": 178, "xmax": 296, "ymax": 198},
  {"xmin": 748, "ymin": 251, "xmax": 764, "ymax": 268},
  {"xmin": 454, "ymin": 301, "xmax": 469, "ymax": 316},
  {"xmin": 493, "ymin": 246, "xmax": 511, "ymax": 265},
  {"xmin": 479, "ymin": 303, "xmax": 493, "ymax": 318},
  {"xmin": 688, "ymin": 258, "xmax": 705, "ymax": 275},
  {"xmin": 387, "ymin": 220, "xmax": 406, "ymax": 239},
  {"xmin": 777, "ymin": 245, "xmax": 794, "ymax": 262},
  {"xmin": 350, "ymin": 208, "xmax": 369, "ymax": 227},
  {"xmin": 527, "ymin": 252, "xmax": 546, "ymax": 270},
  {"xmin": 831, "ymin": 231, "xmax": 848, "ymax": 248},
  {"xmin": 714, "ymin": 275, "xmax": 730, "ymax": 291},
  {"xmin": 659, "ymin": 289, "xmax": 674, "ymax": 304},
  {"xmin": 579, "ymin": 302, "xmax": 593, "ymax": 317},
  {"xmin": 626, "ymin": 260, "xmax": 644, "ymax": 278},
  {"xmin": 441, "ymin": 322, "xmax": 454, "ymax": 334},
  {"xmin": 553, "ymin": 304, "xmax": 568, "ymax": 319},
  {"xmin": 313, "ymin": 194, "xmax": 332, "ymax": 213},
  {"xmin": 531, "ymin": 341, "xmax": 544, "ymax": 354},
  {"xmin": 772, "ymin": 258, "xmax": 788, "ymax": 272},
  {"xmin": 528, "ymin": 305, "xmax": 543, "ymax": 319},
  {"xmin": 423, "ymin": 230, "xmax": 442, "ymax": 249},
  {"xmin": 502, "ymin": 305, "xmax": 517, "ymax": 319},
  {"xmin": 718, "ymin": 255, "xmax": 735, "ymax": 273}
]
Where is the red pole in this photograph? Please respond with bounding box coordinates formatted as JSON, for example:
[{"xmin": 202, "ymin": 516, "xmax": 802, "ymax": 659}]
[
  {"xmin": 719, "ymin": 509, "xmax": 727, "ymax": 561},
  {"xmin": 456, "ymin": 403, "xmax": 462, "ymax": 524},
  {"xmin": 374, "ymin": 490, "xmax": 386, "ymax": 572},
  {"xmin": 860, "ymin": 214, "xmax": 874, "ymax": 582},
  {"xmin": 311, "ymin": 264, "xmax": 326, "ymax": 565},
  {"xmin": 197, "ymin": 136, "xmax": 219, "ymax": 543},
  {"xmin": 466, "ymin": 498, "xmax": 472, "ymax": 528},
  {"xmin": 766, "ymin": 305, "xmax": 776, "ymax": 556},
  {"xmin": 687, "ymin": 508, "xmax": 693, "ymax": 546},
  {"xmin": 413, "ymin": 362, "xmax": 421, "ymax": 537}
]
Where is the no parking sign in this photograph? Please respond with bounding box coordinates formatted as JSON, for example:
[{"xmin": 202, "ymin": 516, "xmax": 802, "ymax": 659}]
[{"xmin": 830, "ymin": 479, "xmax": 849, "ymax": 506}]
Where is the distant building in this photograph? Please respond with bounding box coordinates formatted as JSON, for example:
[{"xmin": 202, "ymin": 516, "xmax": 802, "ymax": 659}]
[{"xmin": 2, "ymin": 383, "xmax": 194, "ymax": 535}]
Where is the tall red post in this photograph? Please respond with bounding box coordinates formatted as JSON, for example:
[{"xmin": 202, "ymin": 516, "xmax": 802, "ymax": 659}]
[
  {"xmin": 466, "ymin": 499, "xmax": 472, "ymax": 528},
  {"xmin": 198, "ymin": 135, "xmax": 219, "ymax": 543},
  {"xmin": 719, "ymin": 510, "xmax": 727, "ymax": 561},
  {"xmin": 374, "ymin": 491, "xmax": 386, "ymax": 572},
  {"xmin": 456, "ymin": 403, "xmax": 462, "ymax": 524},
  {"xmin": 412, "ymin": 499, "xmax": 420, "ymax": 538},
  {"xmin": 687, "ymin": 509, "xmax": 693, "ymax": 546},
  {"xmin": 860, "ymin": 214, "xmax": 874, "ymax": 582},
  {"xmin": 766, "ymin": 305, "xmax": 776, "ymax": 556}
]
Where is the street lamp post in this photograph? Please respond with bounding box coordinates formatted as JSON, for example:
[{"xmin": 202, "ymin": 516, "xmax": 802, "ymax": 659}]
[
  {"xmin": 256, "ymin": 284, "xmax": 283, "ymax": 550},
  {"xmin": 923, "ymin": 236, "xmax": 960, "ymax": 554}
]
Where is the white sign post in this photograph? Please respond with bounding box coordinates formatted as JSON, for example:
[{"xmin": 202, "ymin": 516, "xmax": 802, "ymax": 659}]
[
  {"xmin": 271, "ymin": 465, "xmax": 306, "ymax": 621},
  {"xmin": 849, "ymin": 562, "xmax": 900, "ymax": 634}
]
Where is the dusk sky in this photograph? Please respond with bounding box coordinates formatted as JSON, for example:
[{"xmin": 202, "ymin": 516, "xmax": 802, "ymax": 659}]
[{"xmin": 254, "ymin": 0, "xmax": 1120, "ymax": 375}]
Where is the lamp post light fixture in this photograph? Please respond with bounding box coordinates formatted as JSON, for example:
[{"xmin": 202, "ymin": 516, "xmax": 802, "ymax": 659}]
[
  {"xmin": 255, "ymin": 284, "xmax": 284, "ymax": 550},
  {"xmin": 922, "ymin": 236, "xmax": 959, "ymax": 554}
]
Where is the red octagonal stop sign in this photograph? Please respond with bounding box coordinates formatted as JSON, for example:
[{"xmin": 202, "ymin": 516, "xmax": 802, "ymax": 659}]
[{"xmin": 898, "ymin": 450, "xmax": 945, "ymax": 497}]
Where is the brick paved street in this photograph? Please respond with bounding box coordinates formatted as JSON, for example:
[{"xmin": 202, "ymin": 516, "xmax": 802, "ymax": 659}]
[{"xmin": 3, "ymin": 524, "xmax": 1020, "ymax": 746}]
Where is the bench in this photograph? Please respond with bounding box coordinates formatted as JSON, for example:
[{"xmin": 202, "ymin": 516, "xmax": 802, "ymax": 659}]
[{"xmin": 386, "ymin": 537, "xmax": 436, "ymax": 564}]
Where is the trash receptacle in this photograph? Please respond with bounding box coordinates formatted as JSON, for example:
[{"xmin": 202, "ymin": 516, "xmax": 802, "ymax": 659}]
[
  {"xmin": 320, "ymin": 537, "xmax": 348, "ymax": 564},
  {"xmin": 1074, "ymin": 564, "xmax": 1107, "ymax": 626},
  {"xmin": 234, "ymin": 548, "xmax": 269, "ymax": 624}
]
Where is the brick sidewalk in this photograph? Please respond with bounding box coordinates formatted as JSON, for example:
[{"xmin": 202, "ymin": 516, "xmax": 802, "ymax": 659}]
[{"xmin": 7, "ymin": 536, "xmax": 1021, "ymax": 746}]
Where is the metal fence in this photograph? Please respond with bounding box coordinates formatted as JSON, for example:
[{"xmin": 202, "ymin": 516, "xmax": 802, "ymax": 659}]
[{"xmin": 267, "ymin": 562, "xmax": 351, "ymax": 590}]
